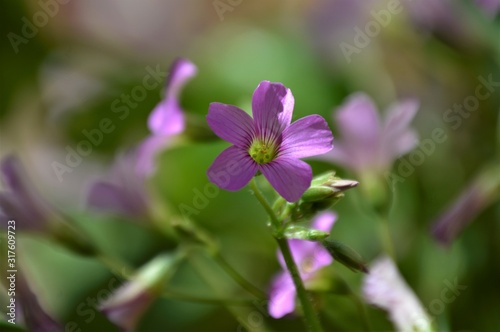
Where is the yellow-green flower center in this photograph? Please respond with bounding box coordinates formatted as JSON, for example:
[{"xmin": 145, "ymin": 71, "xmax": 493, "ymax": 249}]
[{"xmin": 248, "ymin": 139, "xmax": 278, "ymax": 164}]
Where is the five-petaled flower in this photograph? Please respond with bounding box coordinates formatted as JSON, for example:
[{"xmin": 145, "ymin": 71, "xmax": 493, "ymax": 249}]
[
  {"xmin": 207, "ymin": 81, "xmax": 333, "ymax": 202},
  {"xmin": 268, "ymin": 211, "xmax": 337, "ymax": 318},
  {"xmin": 318, "ymin": 93, "xmax": 419, "ymax": 178}
]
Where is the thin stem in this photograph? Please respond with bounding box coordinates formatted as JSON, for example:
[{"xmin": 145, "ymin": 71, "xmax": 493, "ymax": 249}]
[
  {"xmin": 378, "ymin": 216, "xmax": 395, "ymax": 260},
  {"xmin": 188, "ymin": 254, "xmax": 268, "ymax": 332},
  {"xmin": 250, "ymin": 178, "xmax": 281, "ymax": 230},
  {"xmin": 162, "ymin": 290, "xmax": 254, "ymax": 306},
  {"xmin": 97, "ymin": 253, "xmax": 134, "ymax": 281},
  {"xmin": 250, "ymin": 178, "xmax": 323, "ymax": 332},
  {"xmin": 277, "ymin": 238, "xmax": 324, "ymax": 332},
  {"xmin": 213, "ymin": 253, "xmax": 266, "ymax": 299}
]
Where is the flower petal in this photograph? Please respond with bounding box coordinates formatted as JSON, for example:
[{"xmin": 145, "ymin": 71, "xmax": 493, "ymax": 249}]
[
  {"xmin": 207, "ymin": 146, "xmax": 257, "ymax": 191},
  {"xmin": 280, "ymin": 115, "xmax": 333, "ymax": 158},
  {"xmin": 363, "ymin": 256, "xmax": 432, "ymax": 332},
  {"xmin": 381, "ymin": 99, "xmax": 419, "ymax": 159},
  {"xmin": 206, "ymin": 103, "xmax": 254, "ymax": 148},
  {"xmin": 330, "ymin": 93, "xmax": 382, "ymax": 168},
  {"xmin": 252, "ymin": 81, "xmax": 294, "ymax": 142},
  {"xmin": 87, "ymin": 181, "xmax": 144, "ymax": 218},
  {"xmin": 311, "ymin": 211, "xmax": 337, "ymax": 232},
  {"xmin": 147, "ymin": 58, "xmax": 197, "ymax": 136},
  {"xmin": 17, "ymin": 274, "xmax": 62, "ymax": 331},
  {"xmin": 136, "ymin": 135, "xmax": 171, "ymax": 177},
  {"xmin": 431, "ymin": 183, "xmax": 486, "ymax": 245},
  {"xmin": 268, "ymin": 272, "xmax": 296, "ymax": 318},
  {"xmin": 260, "ymin": 157, "xmax": 312, "ymax": 202}
]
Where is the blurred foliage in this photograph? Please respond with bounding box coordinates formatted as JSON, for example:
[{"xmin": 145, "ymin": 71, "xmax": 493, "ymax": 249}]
[{"xmin": 1, "ymin": 0, "xmax": 499, "ymax": 331}]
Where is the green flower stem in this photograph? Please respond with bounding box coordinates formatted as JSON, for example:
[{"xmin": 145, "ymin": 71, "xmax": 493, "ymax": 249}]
[
  {"xmin": 250, "ymin": 178, "xmax": 282, "ymax": 231},
  {"xmin": 276, "ymin": 238, "xmax": 324, "ymax": 332},
  {"xmin": 213, "ymin": 252, "xmax": 267, "ymax": 299},
  {"xmin": 188, "ymin": 254, "xmax": 269, "ymax": 332},
  {"xmin": 97, "ymin": 253, "xmax": 134, "ymax": 281},
  {"xmin": 250, "ymin": 178, "xmax": 324, "ymax": 332},
  {"xmin": 378, "ymin": 216, "xmax": 395, "ymax": 260}
]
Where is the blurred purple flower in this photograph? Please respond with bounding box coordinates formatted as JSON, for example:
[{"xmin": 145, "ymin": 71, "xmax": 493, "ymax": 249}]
[
  {"xmin": 87, "ymin": 151, "xmax": 149, "ymax": 220},
  {"xmin": 268, "ymin": 212, "xmax": 336, "ymax": 318},
  {"xmin": 0, "ymin": 155, "xmax": 53, "ymax": 232},
  {"xmin": 363, "ymin": 256, "xmax": 432, "ymax": 332},
  {"xmin": 207, "ymin": 81, "xmax": 333, "ymax": 202},
  {"xmin": 99, "ymin": 253, "xmax": 178, "ymax": 331},
  {"xmin": 16, "ymin": 273, "xmax": 62, "ymax": 332},
  {"xmin": 137, "ymin": 58, "xmax": 197, "ymax": 176},
  {"xmin": 319, "ymin": 93, "xmax": 419, "ymax": 176},
  {"xmin": 432, "ymin": 166, "xmax": 500, "ymax": 245}
]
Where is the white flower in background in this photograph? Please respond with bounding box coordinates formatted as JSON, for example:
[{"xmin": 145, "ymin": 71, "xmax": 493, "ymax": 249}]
[{"xmin": 363, "ymin": 256, "xmax": 433, "ymax": 332}]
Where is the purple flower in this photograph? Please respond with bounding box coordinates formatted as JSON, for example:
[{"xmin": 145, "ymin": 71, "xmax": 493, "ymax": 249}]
[
  {"xmin": 362, "ymin": 256, "xmax": 432, "ymax": 332},
  {"xmin": 318, "ymin": 93, "xmax": 419, "ymax": 177},
  {"xmin": 87, "ymin": 150, "xmax": 149, "ymax": 220},
  {"xmin": 431, "ymin": 167, "xmax": 500, "ymax": 245},
  {"xmin": 137, "ymin": 58, "xmax": 197, "ymax": 176},
  {"xmin": 16, "ymin": 272, "xmax": 62, "ymax": 332},
  {"xmin": 207, "ymin": 81, "xmax": 333, "ymax": 202},
  {"xmin": 268, "ymin": 212, "xmax": 336, "ymax": 318},
  {"xmin": 0, "ymin": 155, "xmax": 53, "ymax": 232}
]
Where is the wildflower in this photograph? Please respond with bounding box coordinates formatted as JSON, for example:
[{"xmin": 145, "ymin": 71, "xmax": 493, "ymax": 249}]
[
  {"xmin": 363, "ymin": 256, "xmax": 433, "ymax": 332},
  {"xmin": 87, "ymin": 150, "xmax": 149, "ymax": 220},
  {"xmin": 207, "ymin": 81, "xmax": 333, "ymax": 202},
  {"xmin": 137, "ymin": 58, "xmax": 197, "ymax": 176},
  {"xmin": 268, "ymin": 212, "xmax": 336, "ymax": 318},
  {"xmin": 319, "ymin": 93, "xmax": 419, "ymax": 177},
  {"xmin": 431, "ymin": 165, "xmax": 500, "ymax": 245},
  {"xmin": 15, "ymin": 272, "xmax": 62, "ymax": 332},
  {"xmin": 99, "ymin": 253, "xmax": 179, "ymax": 331}
]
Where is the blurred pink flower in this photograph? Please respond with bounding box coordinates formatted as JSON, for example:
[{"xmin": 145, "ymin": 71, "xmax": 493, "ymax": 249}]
[
  {"xmin": 431, "ymin": 166, "xmax": 500, "ymax": 245},
  {"xmin": 136, "ymin": 58, "xmax": 197, "ymax": 176},
  {"xmin": 15, "ymin": 271, "xmax": 62, "ymax": 332},
  {"xmin": 363, "ymin": 256, "xmax": 432, "ymax": 332},
  {"xmin": 268, "ymin": 212, "xmax": 336, "ymax": 318},
  {"xmin": 319, "ymin": 93, "xmax": 419, "ymax": 177},
  {"xmin": 87, "ymin": 150, "xmax": 149, "ymax": 220}
]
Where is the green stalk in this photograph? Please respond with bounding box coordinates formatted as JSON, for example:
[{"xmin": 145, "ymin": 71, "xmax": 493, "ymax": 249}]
[
  {"xmin": 213, "ymin": 252, "xmax": 266, "ymax": 299},
  {"xmin": 250, "ymin": 178, "xmax": 324, "ymax": 332}
]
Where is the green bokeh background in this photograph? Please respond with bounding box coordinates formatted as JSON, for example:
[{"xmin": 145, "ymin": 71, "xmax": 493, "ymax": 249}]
[{"xmin": 1, "ymin": 0, "xmax": 499, "ymax": 331}]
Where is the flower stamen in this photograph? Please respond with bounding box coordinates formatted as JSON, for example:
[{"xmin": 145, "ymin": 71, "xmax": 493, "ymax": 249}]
[{"xmin": 248, "ymin": 139, "xmax": 278, "ymax": 164}]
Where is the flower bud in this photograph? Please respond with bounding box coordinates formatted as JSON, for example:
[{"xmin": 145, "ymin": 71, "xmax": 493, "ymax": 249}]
[
  {"xmin": 304, "ymin": 172, "xmax": 358, "ymax": 202},
  {"xmin": 283, "ymin": 225, "xmax": 330, "ymax": 241},
  {"xmin": 321, "ymin": 239, "xmax": 368, "ymax": 273},
  {"xmin": 295, "ymin": 172, "xmax": 358, "ymax": 218},
  {"xmin": 100, "ymin": 253, "xmax": 181, "ymax": 331}
]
